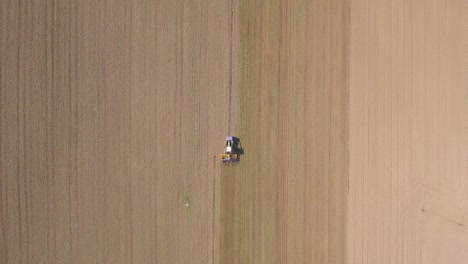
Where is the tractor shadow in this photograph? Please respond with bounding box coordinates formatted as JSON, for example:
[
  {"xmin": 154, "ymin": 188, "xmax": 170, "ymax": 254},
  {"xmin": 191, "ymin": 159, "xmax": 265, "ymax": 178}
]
[{"xmin": 232, "ymin": 137, "xmax": 245, "ymax": 162}]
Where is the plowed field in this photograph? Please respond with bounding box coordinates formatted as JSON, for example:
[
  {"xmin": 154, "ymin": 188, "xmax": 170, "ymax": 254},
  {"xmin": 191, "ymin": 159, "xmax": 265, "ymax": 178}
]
[{"xmin": 1, "ymin": 1, "xmax": 466, "ymax": 264}]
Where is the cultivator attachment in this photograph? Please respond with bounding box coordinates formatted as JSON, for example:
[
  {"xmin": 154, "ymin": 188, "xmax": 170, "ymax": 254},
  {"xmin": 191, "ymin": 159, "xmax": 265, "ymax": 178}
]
[{"xmin": 220, "ymin": 153, "xmax": 239, "ymax": 166}]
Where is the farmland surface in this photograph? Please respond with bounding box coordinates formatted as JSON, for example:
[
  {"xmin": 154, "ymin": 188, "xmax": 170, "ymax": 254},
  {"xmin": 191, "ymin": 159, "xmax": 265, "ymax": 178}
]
[
  {"xmin": 348, "ymin": 1, "xmax": 468, "ymax": 263},
  {"xmin": 1, "ymin": 1, "xmax": 235, "ymax": 263},
  {"xmin": 220, "ymin": 0, "xmax": 348, "ymax": 263},
  {"xmin": 1, "ymin": 0, "xmax": 466, "ymax": 264}
]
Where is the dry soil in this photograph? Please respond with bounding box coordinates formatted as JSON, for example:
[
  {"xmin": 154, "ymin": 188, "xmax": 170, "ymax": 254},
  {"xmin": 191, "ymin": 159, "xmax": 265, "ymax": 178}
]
[
  {"xmin": 0, "ymin": 1, "xmax": 466, "ymax": 264},
  {"xmin": 348, "ymin": 1, "xmax": 468, "ymax": 263}
]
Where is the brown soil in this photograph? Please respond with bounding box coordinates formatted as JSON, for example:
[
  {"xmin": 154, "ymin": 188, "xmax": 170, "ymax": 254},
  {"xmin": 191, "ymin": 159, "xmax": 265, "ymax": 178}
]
[
  {"xmin": 1, "ymin": 1, "xmax": 235, "ymax": 263},
  {"xmin": 220, "ymin": 0, "xmax": 349, "ymax": 263},
  {"xmin": 1, "ymin": 1, "xmax": 466, "ymax": 264}
]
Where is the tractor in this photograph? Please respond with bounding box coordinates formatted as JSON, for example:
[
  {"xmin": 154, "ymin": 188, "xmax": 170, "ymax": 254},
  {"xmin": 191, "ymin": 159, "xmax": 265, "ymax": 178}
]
[{"xmin": 218, "ymin": 136, "xmax": 243, "ymax": 165}]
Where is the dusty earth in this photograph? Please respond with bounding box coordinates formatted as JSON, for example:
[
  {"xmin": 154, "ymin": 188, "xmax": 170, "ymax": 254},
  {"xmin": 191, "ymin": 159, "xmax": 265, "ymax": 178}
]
[
  {"xmin": 0, "ymin": 0, "xmax": 466, "ymax": 264},
  {"xmin": 348, "ymin": 1, "xmax": 468, "ymax": 263}
]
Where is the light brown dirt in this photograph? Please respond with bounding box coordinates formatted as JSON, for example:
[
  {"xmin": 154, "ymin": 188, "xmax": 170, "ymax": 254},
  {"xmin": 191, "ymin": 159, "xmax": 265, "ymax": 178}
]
[{"xmin": 348, "ymin": 0, "xmax": 468, "ymax": 263}]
